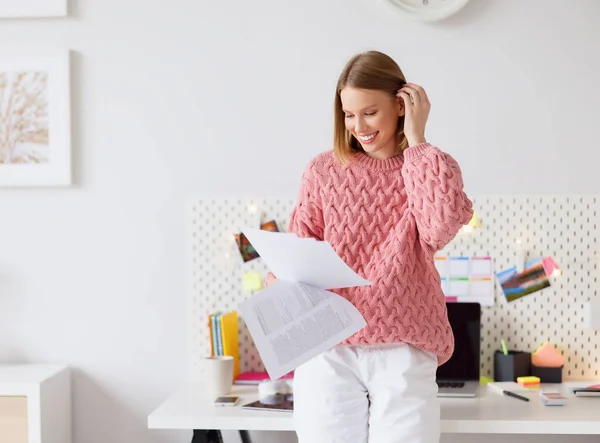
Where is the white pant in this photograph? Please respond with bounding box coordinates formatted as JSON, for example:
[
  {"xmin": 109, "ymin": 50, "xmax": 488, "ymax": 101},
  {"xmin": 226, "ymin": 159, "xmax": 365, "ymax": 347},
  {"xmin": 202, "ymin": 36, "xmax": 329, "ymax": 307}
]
[{"xmin": 293, "ymin": 343, "xmax": 440, "ymax": 443}]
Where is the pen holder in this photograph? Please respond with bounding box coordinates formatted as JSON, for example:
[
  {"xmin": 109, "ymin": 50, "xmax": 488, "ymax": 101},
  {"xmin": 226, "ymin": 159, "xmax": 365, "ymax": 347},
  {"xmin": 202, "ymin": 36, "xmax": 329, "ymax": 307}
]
[
  {"xmin": 494, "ymin": 350, "xmax": 531, "ymax": 382},
  {"xmin": 531, "ymin": 364, "xmax": 563, "ymax": 383}
]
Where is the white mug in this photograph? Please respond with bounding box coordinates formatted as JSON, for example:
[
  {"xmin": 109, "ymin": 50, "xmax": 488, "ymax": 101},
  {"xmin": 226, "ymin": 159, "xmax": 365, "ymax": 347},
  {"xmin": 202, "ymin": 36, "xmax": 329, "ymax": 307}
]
[
  {"xmin": 258, "ymin": 379, "xmax": 288, "ymax": 398},
  {"xmin": 203, "ymin": 356, "xmax": 234, "ymax": 397}
]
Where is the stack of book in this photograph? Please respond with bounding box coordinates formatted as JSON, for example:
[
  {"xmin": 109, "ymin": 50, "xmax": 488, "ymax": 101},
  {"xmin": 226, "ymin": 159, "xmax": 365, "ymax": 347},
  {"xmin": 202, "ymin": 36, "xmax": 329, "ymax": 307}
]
[{"xmin": 208, "ymin": 311, "xmax": 240, "ymax": 379}]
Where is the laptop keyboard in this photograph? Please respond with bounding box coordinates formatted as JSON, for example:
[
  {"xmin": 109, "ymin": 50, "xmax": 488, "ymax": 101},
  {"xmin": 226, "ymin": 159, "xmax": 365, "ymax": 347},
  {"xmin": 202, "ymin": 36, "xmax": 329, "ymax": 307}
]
[{"xmin": 437, "ymin": 381, "xmax": 465, "ymax": 388}]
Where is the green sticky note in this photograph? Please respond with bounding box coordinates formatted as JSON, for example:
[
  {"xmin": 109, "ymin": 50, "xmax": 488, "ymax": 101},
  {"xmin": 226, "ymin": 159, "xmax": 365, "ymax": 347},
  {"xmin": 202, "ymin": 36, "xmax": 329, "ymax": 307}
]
[
  {"xmin": 243, "ymin": 273, "xmax": 263, "ymax": 292},
  {"xmin": 480, "ymin": 376, "xmax": 493, "ymax": 385}
]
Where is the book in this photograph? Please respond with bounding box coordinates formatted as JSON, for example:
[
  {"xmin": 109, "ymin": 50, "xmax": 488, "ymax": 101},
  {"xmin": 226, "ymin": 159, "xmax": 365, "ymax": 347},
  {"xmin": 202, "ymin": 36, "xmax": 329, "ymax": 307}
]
[
  {"xmin": 572, "ymin": 387, "xmax": 600, "ymax": 397},
  {"xmin": 207, "ymin": 311, "xmax": 220, "ymax": 356},
  {"xmin": 220, "ymin": 311, "xmax": 240, "ymax": 379},
  {"xmin": 209, "ymin": 313, "xmax": 221, "ymax": 356},
  {"xmin": 235, "ymin": 371, "xmax": 294, "ymax": 385},
  {"xmin": 215, "ymin": 313, "xmax": 223, "ymax": 356}
]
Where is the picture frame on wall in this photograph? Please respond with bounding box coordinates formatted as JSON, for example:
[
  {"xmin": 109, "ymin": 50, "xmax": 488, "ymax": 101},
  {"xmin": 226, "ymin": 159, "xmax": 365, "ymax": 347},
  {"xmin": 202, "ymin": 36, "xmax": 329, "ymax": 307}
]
[
  {"xmin": 0, "ymin": 51, "xmax": 72, "ymax": 187},
  {"xmin": 0, "ymin": 0, "xmax": 67, "ymax": 18}
]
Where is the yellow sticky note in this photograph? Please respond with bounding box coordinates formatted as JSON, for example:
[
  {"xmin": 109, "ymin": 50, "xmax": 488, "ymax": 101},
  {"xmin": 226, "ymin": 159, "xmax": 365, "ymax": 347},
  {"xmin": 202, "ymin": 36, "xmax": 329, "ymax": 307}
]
[
  {"xmin": 243, "ymin": 273, "xmax": 263, "ymax": 292},
  {"xmin": 480, "ymin": 376, "xmax": 493, "ymax": 385},
  {"xmin": 468, "ymin": 212, "xmax": 479, "ymax": 228}
]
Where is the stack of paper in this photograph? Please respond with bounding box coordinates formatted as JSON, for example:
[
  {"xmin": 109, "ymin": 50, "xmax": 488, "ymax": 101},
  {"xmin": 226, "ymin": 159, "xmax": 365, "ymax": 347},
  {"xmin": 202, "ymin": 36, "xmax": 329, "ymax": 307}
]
[{"xmin": 238, "ymin": 227, "xmax": 370, "ymax": 380}]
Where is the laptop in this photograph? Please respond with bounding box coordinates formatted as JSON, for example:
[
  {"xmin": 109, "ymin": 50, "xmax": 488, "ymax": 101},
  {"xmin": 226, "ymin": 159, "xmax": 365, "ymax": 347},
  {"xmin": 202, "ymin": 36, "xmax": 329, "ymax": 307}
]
[{"xmin": 436, "ymin": 302, "xmax": 481, "ymax": 398}]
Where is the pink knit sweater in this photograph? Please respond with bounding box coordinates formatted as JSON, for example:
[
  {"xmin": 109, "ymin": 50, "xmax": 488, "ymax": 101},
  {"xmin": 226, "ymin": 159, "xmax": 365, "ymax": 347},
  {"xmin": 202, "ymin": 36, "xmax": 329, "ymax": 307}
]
[{"xmin": 287, "ymin": 143, "xmax": 473, "ymax": 364}]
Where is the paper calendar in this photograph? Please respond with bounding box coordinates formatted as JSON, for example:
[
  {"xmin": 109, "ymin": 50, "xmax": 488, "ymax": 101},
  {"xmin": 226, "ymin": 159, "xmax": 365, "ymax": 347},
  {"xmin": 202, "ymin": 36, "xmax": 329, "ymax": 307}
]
[{"xmin": 435, "ymin": 256, "xmax": 495, "ymax": 306}]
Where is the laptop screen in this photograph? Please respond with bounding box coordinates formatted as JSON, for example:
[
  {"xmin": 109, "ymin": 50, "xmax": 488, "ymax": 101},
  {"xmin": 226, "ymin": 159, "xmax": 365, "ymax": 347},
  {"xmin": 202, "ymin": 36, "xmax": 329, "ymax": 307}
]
[{"xmin": 436, "ymin": 302, "xmax": 481, "ymax": 381}]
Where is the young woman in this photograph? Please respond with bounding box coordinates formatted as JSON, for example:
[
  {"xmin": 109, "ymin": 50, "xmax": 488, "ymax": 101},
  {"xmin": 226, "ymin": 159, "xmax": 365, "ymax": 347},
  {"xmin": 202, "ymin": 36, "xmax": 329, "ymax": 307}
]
[{"xmin": 271, "ymin": 50, "xmax": 473, "ymax": 443}]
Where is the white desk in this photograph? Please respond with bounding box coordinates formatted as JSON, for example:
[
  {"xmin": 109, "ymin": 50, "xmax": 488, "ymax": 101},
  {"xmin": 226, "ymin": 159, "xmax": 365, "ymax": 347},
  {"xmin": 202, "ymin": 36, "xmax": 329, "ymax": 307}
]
[{"xmin": 148, "ymin": 381, "xmax": 600, "ymax": 435}]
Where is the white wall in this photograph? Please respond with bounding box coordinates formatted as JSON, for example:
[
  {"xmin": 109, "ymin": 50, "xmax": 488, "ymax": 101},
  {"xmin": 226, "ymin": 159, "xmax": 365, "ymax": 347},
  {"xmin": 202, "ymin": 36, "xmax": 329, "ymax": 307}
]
[{"xmin": 0, "ymin": 0, "xmax": 599, "ymax": 442}]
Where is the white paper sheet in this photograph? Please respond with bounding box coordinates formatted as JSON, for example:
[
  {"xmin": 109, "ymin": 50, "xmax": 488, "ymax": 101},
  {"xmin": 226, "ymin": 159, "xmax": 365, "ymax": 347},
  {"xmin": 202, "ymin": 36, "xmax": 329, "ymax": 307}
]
[
  {"xmin": 239, "ymin": 280, "xmax": 367, "ymax": 380},
  {"xmin": 241, "ymin": 227, "xmax": 371, "ymax": 289},
  {"xmin": 238, "ymin": 227, "xmax": 371, "ymax": 379}
]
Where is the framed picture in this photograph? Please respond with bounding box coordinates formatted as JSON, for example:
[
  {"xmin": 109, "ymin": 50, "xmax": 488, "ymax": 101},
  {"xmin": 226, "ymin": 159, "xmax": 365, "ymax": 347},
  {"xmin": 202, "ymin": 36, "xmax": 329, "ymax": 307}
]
[
  {"xmin": 0, "ymin": 51, "xmax": 71, "ymax": 187},
  {"xmin": 0, "ymin": 0, "xmax": 67, "ymax": 17}
]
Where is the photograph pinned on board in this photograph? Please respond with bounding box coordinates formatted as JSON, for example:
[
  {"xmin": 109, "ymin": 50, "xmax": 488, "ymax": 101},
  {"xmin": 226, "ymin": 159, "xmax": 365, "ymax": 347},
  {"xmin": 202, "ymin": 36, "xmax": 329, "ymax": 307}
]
[
  {"xmin": 496, "ymin": 257, "xmax": 551, "ymax": 302},
  {"xmin": 234, "ymin": 220, "xmax": 280, "ymax": 262}
]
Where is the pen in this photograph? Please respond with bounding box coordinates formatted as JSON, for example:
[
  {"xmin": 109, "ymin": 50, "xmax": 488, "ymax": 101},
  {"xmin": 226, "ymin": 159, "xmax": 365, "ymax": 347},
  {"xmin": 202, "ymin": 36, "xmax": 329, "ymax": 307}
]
[
  {"xmin": 503, "ymin": 390, "xmax": 529, "ymax": 402},
  {"xmin": 501, "ymin": 339, "xmax": 508, "ymax": 355}
]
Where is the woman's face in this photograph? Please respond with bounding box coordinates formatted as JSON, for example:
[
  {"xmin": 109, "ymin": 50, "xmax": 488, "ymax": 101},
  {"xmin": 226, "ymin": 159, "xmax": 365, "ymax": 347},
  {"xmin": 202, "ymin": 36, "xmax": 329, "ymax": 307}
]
[{"xmin": 340, "ymin": 86, "xmax": 403, "ymax": 160}]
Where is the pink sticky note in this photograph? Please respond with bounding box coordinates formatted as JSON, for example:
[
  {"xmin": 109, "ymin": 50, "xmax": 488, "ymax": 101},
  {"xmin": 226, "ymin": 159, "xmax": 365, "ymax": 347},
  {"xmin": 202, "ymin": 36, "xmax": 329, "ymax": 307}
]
[
  {"xmin": 542, "ymin": 257, "xmax": 558, "ymax": 276},
  {"xmin": 532, "ymin": 342, "xmax": 565, "ymax": 368}
]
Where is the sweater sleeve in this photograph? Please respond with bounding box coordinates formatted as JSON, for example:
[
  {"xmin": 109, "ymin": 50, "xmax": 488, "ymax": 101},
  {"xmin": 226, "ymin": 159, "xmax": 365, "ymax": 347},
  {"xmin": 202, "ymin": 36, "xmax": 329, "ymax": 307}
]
[
  {"xmin": 401, "ymin": 143, "xmax": 474, "ymax": 252},
  {"xmin": 288, "ymin": 159, "xmax": 325, "ymax": 241}
]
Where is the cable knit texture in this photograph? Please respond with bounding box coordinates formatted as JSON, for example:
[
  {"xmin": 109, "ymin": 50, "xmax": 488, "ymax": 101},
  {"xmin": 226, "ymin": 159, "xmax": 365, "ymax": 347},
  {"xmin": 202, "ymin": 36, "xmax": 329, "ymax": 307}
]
[{"xmin": 287, "ymin": 143, "xmax": 473, "ymax": 364}]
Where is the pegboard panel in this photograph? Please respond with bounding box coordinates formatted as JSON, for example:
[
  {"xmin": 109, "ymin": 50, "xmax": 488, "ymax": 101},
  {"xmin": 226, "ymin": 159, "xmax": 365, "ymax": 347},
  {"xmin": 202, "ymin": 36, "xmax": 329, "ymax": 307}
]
[
  {"xmin": 188, "ymin": 196, "xmax": 600, "ymax": 381},
  {"xmin": 443, "ymin": 196, "xmax": 600, "ymax": 380},
  {"xmin": 187, "ymin": 198, "xmax": 296, "ymax": 380}
]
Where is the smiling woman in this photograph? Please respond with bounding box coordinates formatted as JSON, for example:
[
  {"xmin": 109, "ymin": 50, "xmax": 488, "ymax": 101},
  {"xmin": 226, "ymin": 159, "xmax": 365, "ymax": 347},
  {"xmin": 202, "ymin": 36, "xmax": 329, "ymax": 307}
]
[{"xmin": 287, "ymin": 50, "xmax": 473, "ymax": 443}]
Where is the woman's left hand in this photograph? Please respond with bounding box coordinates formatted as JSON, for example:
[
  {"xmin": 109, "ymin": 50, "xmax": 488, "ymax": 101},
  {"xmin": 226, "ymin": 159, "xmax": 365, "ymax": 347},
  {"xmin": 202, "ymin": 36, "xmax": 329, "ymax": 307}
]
[{"xmin": 397, "ymin": 83, "xmax": 431, "ymax": 147}]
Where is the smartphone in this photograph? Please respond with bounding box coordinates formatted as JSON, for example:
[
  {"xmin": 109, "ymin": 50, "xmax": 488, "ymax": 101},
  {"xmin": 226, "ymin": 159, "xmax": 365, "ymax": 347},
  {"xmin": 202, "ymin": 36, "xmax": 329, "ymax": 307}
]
[{"xmin": 213, "ymin": 396, "xmax": 239, "ymax": 407}]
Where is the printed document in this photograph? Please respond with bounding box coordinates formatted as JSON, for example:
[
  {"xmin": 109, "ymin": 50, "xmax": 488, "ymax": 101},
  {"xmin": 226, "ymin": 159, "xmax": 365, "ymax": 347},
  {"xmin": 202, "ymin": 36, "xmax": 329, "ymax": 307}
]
[{"xmin": 238, "ymin": 227, "xmax": 370, "ymax": 380}]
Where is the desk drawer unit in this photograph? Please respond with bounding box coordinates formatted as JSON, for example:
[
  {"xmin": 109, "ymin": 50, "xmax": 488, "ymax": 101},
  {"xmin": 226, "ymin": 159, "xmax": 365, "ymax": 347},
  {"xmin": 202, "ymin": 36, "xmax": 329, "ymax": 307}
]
[
  {"xmin": 0, "ymin": 365, "xmax": 70, "ymax": 443},
  {"xmin": 0, "ymin": 396, "xmax": 28, "ymax": 443}
]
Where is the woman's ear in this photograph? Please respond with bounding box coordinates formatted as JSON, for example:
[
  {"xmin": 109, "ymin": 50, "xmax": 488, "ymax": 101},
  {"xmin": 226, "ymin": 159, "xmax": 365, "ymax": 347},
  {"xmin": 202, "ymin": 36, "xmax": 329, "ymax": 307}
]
[{"xmin": 397, "ymin": 97, "xmax": 405, "ymax": 117}]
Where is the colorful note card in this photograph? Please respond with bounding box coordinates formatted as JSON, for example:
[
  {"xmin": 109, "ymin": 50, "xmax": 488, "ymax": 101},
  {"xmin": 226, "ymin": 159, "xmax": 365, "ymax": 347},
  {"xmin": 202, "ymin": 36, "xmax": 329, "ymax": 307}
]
[{"xmin": 435, "ymin": 256, "xmax": 495, "ymax": 306}]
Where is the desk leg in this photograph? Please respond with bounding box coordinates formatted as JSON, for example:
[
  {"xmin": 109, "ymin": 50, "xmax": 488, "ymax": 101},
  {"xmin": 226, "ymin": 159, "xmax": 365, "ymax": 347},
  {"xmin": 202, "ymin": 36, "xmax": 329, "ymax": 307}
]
[
  {"xmin": 191, "ymin": 429, "xmax": 222, "ymax": 443},
  {"xmin": 239, "ymin": 430, "xmax": 252, "ymax": 443},
  {"xmin": 191, "ymin": 430, "xmax": 252, "ymax": 443}
]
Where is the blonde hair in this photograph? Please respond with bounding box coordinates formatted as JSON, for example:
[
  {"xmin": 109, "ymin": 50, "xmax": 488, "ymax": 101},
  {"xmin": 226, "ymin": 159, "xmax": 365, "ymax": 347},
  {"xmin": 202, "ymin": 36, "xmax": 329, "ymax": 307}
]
[{"xmin": 333, "ymin": 51, "xmax": 408, "ymax": 165}]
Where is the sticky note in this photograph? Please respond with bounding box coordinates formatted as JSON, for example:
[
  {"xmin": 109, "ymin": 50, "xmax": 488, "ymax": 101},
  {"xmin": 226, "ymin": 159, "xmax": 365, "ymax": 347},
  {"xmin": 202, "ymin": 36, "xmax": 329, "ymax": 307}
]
[
  {"xmin": 449, "ymin": 257, "xmax": 470, "ymax": 277},
  {"xmin": 468, "ymin": 212, "xmax": 479, "ymax": 228},
  {"xmin": 532, "ymin": 342, "xmax": 565, "ymax": 368},
  {"xmin": 517, "ymin": 376, "xmax": 540, "ymax": 388},
  {"xmin": 448, "ymin": 278, "xmax": 469, "ymax": 296},
  {"xmin": 480, "ymin": 376, "xmax": 493, "ymax": 385},
  {"xmin": 434, "ymin": 256, "xmax": 448, "ymax": 277},
  {"xmin": 243, "ymin": 273, "xmax": 263, "ymax": 292},
  {"xmin": 470, "ymin": 257, "xmax": 493, "ymax": 277}
]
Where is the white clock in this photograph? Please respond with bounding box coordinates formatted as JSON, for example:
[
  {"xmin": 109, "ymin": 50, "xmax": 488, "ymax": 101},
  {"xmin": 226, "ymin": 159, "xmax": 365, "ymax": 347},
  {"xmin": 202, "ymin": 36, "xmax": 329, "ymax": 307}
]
[{"xmin": 386, "ymin": 0, "xmax": 470, "ymax": 22}]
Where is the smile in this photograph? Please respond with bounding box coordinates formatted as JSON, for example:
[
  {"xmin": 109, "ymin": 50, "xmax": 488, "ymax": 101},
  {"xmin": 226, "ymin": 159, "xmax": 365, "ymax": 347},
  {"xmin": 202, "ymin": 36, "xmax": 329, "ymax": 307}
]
[{"xmin": 357, "ymin": 131, "xmax": 379, "ymax": 144}]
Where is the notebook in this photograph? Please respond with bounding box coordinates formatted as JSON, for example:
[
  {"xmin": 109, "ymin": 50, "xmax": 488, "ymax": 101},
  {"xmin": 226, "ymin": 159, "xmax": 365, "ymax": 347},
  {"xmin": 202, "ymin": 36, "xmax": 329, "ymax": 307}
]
[{"xmin": 234, "ymin": 371, "xmax": 294, "ymax": 385}]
